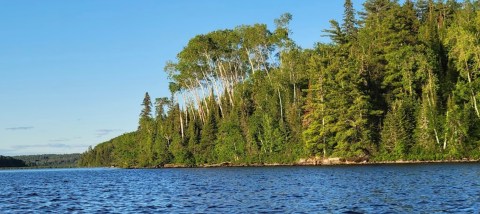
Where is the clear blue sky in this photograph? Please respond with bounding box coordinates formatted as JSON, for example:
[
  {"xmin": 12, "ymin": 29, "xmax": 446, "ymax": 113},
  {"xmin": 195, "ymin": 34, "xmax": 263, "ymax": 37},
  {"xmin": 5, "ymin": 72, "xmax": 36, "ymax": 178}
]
[{"xmin": 0, "ymin": 0, "xmax": 365, "ymax": 156}]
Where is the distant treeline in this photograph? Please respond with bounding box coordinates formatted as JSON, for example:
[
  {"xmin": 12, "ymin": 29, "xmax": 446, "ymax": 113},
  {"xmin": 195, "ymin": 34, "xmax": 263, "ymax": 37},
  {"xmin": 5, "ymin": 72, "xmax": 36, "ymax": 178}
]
[
  {"xmin": 80, "ymin": 0, "xmax": 480, "ymax": 168},
  {"xmin": 14, "ymin": 154, "xmax": 81, "ymax": 168},
  {"xmin": 0, "ymin": 156, "xmax": 27, "ymax": 168}
]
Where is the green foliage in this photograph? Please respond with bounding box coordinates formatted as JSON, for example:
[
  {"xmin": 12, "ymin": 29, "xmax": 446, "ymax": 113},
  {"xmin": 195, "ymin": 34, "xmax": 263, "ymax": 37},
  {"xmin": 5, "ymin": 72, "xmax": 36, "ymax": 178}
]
[
  {"xmin": 380, "ymin": 99, "xmax": 416, "ymax": 160},
  {"xmin": 79, "ymin": 0, "xmax": 480, "ymax": 167},
  {"xmin": 214, "ymin": 113, "xmax": 246, "ymax": 163},
  {"xmin": 79, "ymin": 132, "xmax": 137, "ymax": 168},
  {"xmin": 197, "ymin": 100, "xmax": 218, "ymax": 164},
  {"xmin": 14, "ymin": 154, "xmax": 80, "ymax": 168},
  {"xmin": 138, "ymin": 92, "xmax": 155, "ymax": 167}
]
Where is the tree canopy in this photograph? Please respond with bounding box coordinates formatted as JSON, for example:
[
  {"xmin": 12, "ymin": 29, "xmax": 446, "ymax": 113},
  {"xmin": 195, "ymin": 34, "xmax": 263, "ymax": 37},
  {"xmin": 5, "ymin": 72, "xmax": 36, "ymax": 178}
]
[{"xmin": 80, "ymin": 0, "xmax": 480, "ymax": 168}]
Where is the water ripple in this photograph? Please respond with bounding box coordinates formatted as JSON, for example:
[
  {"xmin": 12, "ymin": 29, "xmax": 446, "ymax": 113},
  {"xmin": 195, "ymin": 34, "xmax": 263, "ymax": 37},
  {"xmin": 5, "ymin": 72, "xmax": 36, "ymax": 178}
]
[{"xmin": 1, "ymin": 164, "xmax": 480, "ymax": 212}]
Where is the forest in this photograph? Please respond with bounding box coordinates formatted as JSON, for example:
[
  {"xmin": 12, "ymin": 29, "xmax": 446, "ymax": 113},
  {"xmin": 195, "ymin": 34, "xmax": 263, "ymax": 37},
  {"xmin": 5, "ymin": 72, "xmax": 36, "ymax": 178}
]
[
  {"xmin": 79, "ymin": 0, "xmax": 480, "ymax": 168},
  {"xmin": 0, "ymin": 154, "xmax": 81, "ymax": 168},
  {"xmin": 0, "ymin": 156, "xmax": 27, "ymax": 168},
  {"xmin": 14, "ymin": 154, "xmax": 81, "ymax": 168}
]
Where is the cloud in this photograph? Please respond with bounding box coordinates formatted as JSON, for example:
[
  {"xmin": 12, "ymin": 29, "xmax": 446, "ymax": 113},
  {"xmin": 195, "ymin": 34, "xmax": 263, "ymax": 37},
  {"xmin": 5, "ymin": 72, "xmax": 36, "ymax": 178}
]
[
  {"xmin": 0, "ymin": 148, "xmax": 16, "ymax": 154},
  {"xmin": 12, "ymin": 143, "xmax": 89, "ymax": 150},
  {"xmin": 48, "ymin": 137, "xmax": 82, "ymax": 142},
  {"xmin": 5, "ymin": 126, "xmax": 34, "ymax": 131},
  {"xmin": 49, "ymin": 138, "xmax": 71, "ymax": 142},
  {"xmin": 95, "ymin": 129, "xmax": 121, "ymax": 138},
  {"xmin": 1, "ymin": 143, "xmax": 90, "ymax": 156}
]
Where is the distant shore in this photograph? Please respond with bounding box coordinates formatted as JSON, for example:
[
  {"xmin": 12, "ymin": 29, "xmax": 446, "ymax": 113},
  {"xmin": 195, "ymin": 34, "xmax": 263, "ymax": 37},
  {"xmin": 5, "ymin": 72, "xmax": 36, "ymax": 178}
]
[{"xmin": 0, "ymin": 166, "xmax": 79, "ymax": 170}]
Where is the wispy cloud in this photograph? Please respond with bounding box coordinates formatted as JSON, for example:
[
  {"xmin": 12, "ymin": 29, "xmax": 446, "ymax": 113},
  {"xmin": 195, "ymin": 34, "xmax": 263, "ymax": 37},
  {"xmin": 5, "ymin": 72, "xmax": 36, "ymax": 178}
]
[
  {"xmin": 0, "ymin": 148, "xmax": 16, "ymax": 154},
  {"xmin": 95, "ymin": 129, "xmax": 121, "ymax": 138},
  {"xmin": 1, "ymin": 143, "xmax": 89, "ymax": 156},
  {"xmin": 5, "ymin": 126, "xmax": 34, "ymax": 131},
  {"xmin": 48, "ymin": 137, "xmax": 82, "ymax": 142},
  {"xmin": 49, "ymin": 138, "xmax": 70, "ymax": 142},
  {"xmin": 12, "ymin": 143, "xmax": 89, "ymax": 150}
]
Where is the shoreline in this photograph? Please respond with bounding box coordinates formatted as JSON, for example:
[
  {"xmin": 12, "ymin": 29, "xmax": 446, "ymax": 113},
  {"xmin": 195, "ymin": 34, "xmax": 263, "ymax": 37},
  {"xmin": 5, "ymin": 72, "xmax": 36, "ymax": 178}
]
[
  {"xmin": 3, "ymin": 159, "xmax": 479, "ymax": 170},
  {"xmin": 0, "ymin": 166, "xmax": 79, "ymax": 170},
  {"xmin": 161, "ymin": 158, "xmax": 480, "ymax": 168}
]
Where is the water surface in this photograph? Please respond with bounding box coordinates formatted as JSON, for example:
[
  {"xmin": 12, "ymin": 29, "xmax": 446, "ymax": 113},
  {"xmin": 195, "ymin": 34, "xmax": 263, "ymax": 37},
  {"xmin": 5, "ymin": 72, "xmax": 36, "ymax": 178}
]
[{"xmin": 1, "ymin": 163, "xmax": 480, "ymax": 213}]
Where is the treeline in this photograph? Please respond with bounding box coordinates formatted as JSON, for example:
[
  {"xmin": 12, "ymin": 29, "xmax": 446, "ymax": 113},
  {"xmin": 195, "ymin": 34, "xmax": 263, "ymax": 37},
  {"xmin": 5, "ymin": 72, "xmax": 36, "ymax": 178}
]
[
  {"xmin": 80, "ymin": 0, "xmax": 480, "ymax": 168},
  {"xmin": 0, "ymin": 156, "xmax": 27, "ymax": 168},
  {"xmin": 14, "ymin": 154, "xmax": 81, "ymax": 168}
]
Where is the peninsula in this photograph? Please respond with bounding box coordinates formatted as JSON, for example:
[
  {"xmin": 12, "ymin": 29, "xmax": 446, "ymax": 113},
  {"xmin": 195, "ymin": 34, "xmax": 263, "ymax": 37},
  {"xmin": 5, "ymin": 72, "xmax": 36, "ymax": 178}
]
[{"xmin": 79, "ymin": 0, "xmax": 480, "ymax": 168}]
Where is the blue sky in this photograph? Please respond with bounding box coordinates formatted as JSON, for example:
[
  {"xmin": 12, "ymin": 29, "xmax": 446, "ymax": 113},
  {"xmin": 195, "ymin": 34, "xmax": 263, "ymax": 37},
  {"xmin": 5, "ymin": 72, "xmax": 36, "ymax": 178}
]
[{"xmin": 0, "ymin": 0, "xmax": 365, "ymax": 155}]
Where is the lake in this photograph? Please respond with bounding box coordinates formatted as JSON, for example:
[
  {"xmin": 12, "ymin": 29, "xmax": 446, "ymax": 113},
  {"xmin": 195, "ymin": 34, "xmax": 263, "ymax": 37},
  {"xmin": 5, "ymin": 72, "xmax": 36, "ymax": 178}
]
[{"xmin": 1, "ymin": 163, "xmax": 480, "ymax": 213}]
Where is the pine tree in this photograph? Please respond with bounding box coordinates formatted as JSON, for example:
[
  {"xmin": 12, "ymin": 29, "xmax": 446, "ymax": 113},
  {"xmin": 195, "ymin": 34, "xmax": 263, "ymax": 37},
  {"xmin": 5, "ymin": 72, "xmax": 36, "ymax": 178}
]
[
  {"xmin": 215, "ymin": 112, "xmax": 246, "ymax": 163},
  {"xmin": 380, "ymin": 99, "xmax": 416, "ymax": 160},
  {"xmin": 342, "ymin": 0, "xmax": 357, "ymax": 42},
  {"xmin": 138, "ymin": 92, "xmax": 154, "ymax": 167},
  {"xmin": 303, "ymin": 45, "xmax": 335, "ymax": 157},
  {"xmin": 328, "ymin": 59, "xmax": 372, "ymax": 159},
  {"xmin": 187, "ymin": 113, "xmax": 201, "ymax": 163},
  {"xmin": 140, "ymin": 92, "xmax": 152, "ymax": 124},
  {"xmin": 197, "ymin": 95, "xmax": 218, "ymax": 164}
]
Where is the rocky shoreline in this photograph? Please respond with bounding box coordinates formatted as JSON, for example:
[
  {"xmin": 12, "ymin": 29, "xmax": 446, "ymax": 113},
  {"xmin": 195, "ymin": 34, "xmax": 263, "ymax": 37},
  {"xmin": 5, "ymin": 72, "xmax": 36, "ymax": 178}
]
[
  {"xmin": 298, "ymin": 157, "xmax": 480, "ymax": 165},
  {"xmin": 158, "ymin": 157, "xmax": 480, "ymax": 168}
]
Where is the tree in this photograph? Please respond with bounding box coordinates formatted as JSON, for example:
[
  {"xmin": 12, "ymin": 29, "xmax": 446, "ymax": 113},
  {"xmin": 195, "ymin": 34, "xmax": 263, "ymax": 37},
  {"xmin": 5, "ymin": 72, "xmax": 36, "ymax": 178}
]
[
  {"xmin": 138, "ymin": 92, "xmax": 154, "ymax": 166},
  {"xmin": 380, "ymin": 99, "xmax": 416, "ymax": 160},
  {"xmin": 197, "ymin": 110, "xmax": 217, "ymax": 164},
  {"xmin": 140, "ymin": 92, "xmax": 152, "ymax": 123},
  {"xmin": 215, "ymin": 112, "xmax": 246, "ymax": 163},
  {"xmin": 303, "ymin": 45, "xmax": 336, "ymax": 157},
  {"xmin": 445, "ymin": 1, "xmax": 480, "ymax": 119},
  {"xmin": 342, "ymin": 0, "xmax": 357, "ymax": 42}
]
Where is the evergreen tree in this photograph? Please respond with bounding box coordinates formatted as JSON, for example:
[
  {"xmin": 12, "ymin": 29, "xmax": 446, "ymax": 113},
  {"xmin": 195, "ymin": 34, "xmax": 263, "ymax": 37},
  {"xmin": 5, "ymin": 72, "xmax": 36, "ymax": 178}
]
[
  {"xmin": 342, "ymin": 0, "xmax": 357, "ymax": 42},
  {"xmin": 215, "ymin": 112, "xmax": 246, "ymax": 163},
  {"xmin": 197, "ymin": 96, "xmax": 218, "ymax": 164},
  {"xmin": 303, "ymin": 45, "xmax": 337, "ymax": 157},
  {"xmin": 187, "ymin": 112, "xmax": 201, "ymax": 163},
  {"xmin": 138, "ymin": 92, "xmax": 154, "ymax": 167},
  {"xmin": 140, "ymin": 92, "xmax": 152, "ymax": 124},
  {"xmin": 380, "ymin": 99, "xmax": 416, "ymax": 160}
]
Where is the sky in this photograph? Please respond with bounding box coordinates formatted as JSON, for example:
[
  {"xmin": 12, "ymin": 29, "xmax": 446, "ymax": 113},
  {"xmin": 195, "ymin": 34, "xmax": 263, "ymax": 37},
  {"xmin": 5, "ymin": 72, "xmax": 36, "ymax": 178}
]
[{"xmin": 0, "ymin": 0, "xmax": 365, "ymax": 156}]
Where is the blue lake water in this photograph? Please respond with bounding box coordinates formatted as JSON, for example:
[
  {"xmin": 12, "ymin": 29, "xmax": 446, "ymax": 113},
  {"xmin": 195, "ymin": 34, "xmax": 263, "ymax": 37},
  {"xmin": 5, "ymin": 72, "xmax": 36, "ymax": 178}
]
[{"xmin": 1, "ymin": 163, "xmax": 480, "ymax": 213}]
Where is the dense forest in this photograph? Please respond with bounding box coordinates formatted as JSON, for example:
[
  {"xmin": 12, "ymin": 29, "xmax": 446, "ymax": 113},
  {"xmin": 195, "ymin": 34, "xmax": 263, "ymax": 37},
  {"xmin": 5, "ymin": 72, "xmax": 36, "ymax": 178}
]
[
  {"xmin": 80, "ymin": 0, "xmax": 480, "ymax": 168},
  {"xmin": 0, "ymin": 156, "xmax": 27, "ymax": 168},
  {"xmin": 14, "ymin": 154, "xmax": 81, "ymax": 168}
]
